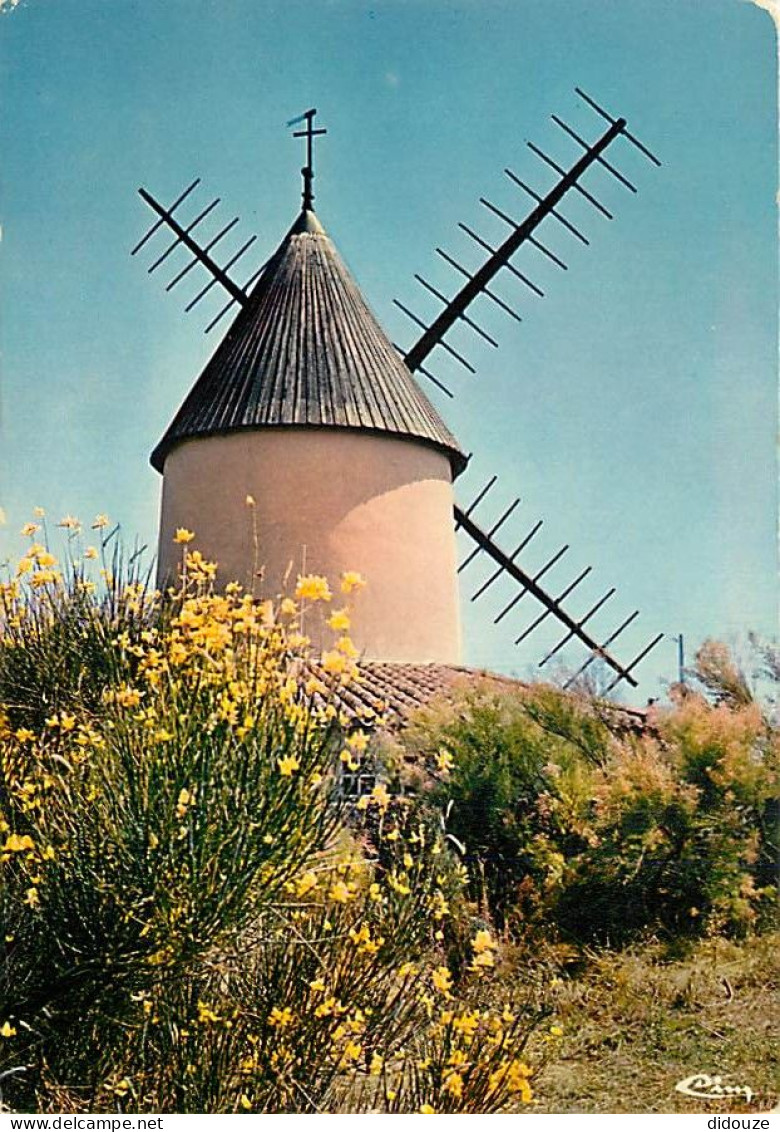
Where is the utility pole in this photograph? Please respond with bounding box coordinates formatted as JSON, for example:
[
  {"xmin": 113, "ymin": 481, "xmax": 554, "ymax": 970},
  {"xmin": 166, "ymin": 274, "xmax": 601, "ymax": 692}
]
[{"xmin": 674, "ymin": 633, "xmax": 685, "ymax": 685}]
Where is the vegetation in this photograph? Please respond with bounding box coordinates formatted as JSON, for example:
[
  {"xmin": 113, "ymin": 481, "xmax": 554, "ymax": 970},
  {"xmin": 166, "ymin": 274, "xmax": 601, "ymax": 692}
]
[
  {"xmin": 0, "ymin": 512, "xmax": 776, "ymax": 1113},
  {"xmin": 393, "ymin": 649, "xmax": 778, "ymax": 948},
  {"xmin": 0, "ymin": 517, "xmax": 547, "ymax": 1114},
  {"xmin": 532, "ymin": 932, "xmax": 778, "ymax": 1113}
]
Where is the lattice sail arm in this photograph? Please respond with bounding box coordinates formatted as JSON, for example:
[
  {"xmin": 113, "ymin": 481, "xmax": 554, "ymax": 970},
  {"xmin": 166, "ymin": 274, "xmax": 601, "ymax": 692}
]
[
  {"xmin": 134, "ymin": 185, "xmax": 249, "ymax": 305},
  {"xmin": 454, "ymin": 476, "xmax": 663, "ymax": 691},
  {"xmin": 132, "ymin": 181, "xmax": 274, "ymax": 334},
  {"xmin": 400, "ymin": 90, "xmax": 660, "ymax": 386}
]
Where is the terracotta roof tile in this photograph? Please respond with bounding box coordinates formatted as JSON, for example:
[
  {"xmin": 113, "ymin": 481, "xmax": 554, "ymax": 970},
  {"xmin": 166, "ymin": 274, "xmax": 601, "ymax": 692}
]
[{"xmin": 310, "ymin": 661, "xmax": 650, "ymax": 736}]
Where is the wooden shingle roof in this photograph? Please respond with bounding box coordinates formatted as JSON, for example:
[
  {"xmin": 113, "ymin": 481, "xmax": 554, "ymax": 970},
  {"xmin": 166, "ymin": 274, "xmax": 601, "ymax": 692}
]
[{"xmin": 151, "ymin": 209, "xmax": 466, "ymax": 474}]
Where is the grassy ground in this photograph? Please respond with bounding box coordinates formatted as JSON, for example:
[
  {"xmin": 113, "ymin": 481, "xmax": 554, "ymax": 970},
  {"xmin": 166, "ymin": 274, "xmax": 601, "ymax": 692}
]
[{"xmin": 528, "ymin": 933, "xmax": 778, "ymax": 1114}]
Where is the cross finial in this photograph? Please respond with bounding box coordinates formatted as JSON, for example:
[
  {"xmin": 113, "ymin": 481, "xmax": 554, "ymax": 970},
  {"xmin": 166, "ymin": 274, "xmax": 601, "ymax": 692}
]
[{"xmin": 287, "ymin": 108, "xmax": 328, "ymax": 213}]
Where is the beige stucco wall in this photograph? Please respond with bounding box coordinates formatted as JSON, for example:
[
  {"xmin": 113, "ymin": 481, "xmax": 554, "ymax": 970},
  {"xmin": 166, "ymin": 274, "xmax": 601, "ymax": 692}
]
[{"xmin": 157, "ymin": 428, "xmax": 462, "ymax": 664}]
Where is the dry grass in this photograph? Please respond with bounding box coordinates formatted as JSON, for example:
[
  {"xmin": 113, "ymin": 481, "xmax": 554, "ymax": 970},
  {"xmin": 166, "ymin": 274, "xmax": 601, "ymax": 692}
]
[{"xmin": 529, "ymin": 933, "xmax": 778, "ymax": 1114}]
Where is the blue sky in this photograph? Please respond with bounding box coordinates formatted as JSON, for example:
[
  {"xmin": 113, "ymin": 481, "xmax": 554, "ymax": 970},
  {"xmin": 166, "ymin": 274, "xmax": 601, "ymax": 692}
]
[{"xmin": 0, "ymin": 0, "xmax": 777, "ymax": 700}]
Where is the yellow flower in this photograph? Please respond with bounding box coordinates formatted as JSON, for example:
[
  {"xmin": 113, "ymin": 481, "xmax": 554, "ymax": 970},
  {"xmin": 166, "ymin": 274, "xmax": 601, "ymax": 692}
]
[
  {"xmin": 59, "ymin": 714, "xmax": 77, "ymax": 732},
  {"xmin": 452, "ymin": 1011, "xmax": 480, "ymax": 1037},
  {"xmin": 339, "ymin": 747, "xmax": 359, "ymax": 771},
  {"xmin": 14, "ymin": 728, "xmax": 35, "ymax": 743},
  {"xmin": 0, "ymin": 1021, "xmax": 17, "ymax": 1038},
  {"xmin": 321, "ymin": 649, "xmax": 348, "ymax": 675},
  {"xmin": 16, "ymin": 557, "xmax": 32, "ymax": 575},
  {"xmin": 549, "ymin": 1024, "xmax": 563, "ymax": 1037},
  {"xmin": 339, "ymin": 1039, "xmax": 362, "ymax": 1066},
  {"xmin": 58, "ymin": 514, "xmax": 81, "ymax": 530},
  {"xmin": 387, "ymin": 871, "xmax": 410, "ymax": 896},
  {"xmin": 443, "ymin": 1071, "xmax": 464, "ymax": 1099},
  {"xmin": 431, "ymin": 890, "xmax": 449, "ymax": 920},
  {"xmin": 174, "ymin": 528, "xmax": 195, "ymax": 544},
  {"xmin": 348, "ymin": 923, "xmax": 383, "ymax": 954},
  {"xmin": 370, "ymin": 782, "xmax": 391, "ymax": 809},
  {"xmin": 20, "ymin": 522, "xmax": 39, "ymax": 537},
  {"xmin": 115, "ymin": 686, "xmax": 141, "ymax": 708},
  {"xmin": 470, "ymin": 929, "xmax": 497, "ymax": 972},
  {"xmin": 419, "ymin": 1104, "xmax": 436, "ymax": 1114},
  {"xmin": 197, "ymin": 1001, "xmax": 221, "ymax": 1024},
  {"xmin": 432, "ymin": 965, "xmax": 453, "ymax": 998},
  {"xmin": 435, "ymin": 748, "xmax": 454, "ymax": 773},
  {"xmin": 340, "ymin": 571, "xmax": 366, "ymax": 594},
  {"xmin": 36, "ymin": 551, "xmax": 57, "ymax": 568},
  {"xmin": 33, "ymin": 506, "xmax": 45, "ymax": 518},
  {"xmin": 327, "ymin": 608, "xmax": 351, "ymax": 631},
  {"xmin": 471, "ymin": 949, "xmax": 494, "ymax": 970},
  {"xmin": 296, "ymin": 871, "xmax": 318, "ymax": 898},
  {"xmin": 91, "ymin": 513, "xmax": 110, "ymax": 529},
  {"xmin": 309, "ymin": 977, "xmax": 326, "ymax": 993},
  {"xmin": 239, "ymin": 1095, "xmax": 252, "ymax": 1111},
  {"xmin": 84, "ymin": 546, "xmax": 99, "ymax": 560},
  {"xmin": 268, "ymin": 1006, "xmax": 294, "ymax": 1028},
  {"xmin": 329, "ymin": 879, "xmax": 352, "ymax": 903},
  {"xmin": 305, "ymin": 676, "xmax": 326, "ymax": 697},
  {"xmin": 349, "ymin": 730, "xmax": 369, "ymax": 752},
  {"xmin": 24, "ymin": 887, "xmax": 39, "ymax": 908},
  {"xmin": 176, "ymin": 788, "xmax": 193, "ymax": 817},
  {"xmin": 280, "ymin": 597, "xmax": 297, "ymax": 617},
  {"xmin": 295, "ymin": 574, "xmax": 332, "ymax": 603},
  {"xmin": 468, "ymin": 928, "xmax": 493, "ymax": 955},
  {"xmin": 335, "ymin": 633, "xmax": 360, "ymax": 661},
  {"xmin": 3, "ymin": 833, "xmax": 35, "ymax": 853},
  {"xmin": 278, "ymin": 754, "xmax": 301, "ymax": 777}
]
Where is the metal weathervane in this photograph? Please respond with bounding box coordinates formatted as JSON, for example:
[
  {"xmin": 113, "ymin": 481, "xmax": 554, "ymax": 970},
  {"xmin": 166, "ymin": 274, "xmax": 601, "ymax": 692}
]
[{"xmin": 131, "ymin": 91, "xmax": 665, "ymax": 693}]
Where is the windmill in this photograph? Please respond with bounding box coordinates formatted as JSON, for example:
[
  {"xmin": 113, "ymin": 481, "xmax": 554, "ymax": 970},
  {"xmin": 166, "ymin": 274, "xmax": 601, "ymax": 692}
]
[{"xmin": 132, "ymin": 94, "xmax": 664, "ymax": 696}]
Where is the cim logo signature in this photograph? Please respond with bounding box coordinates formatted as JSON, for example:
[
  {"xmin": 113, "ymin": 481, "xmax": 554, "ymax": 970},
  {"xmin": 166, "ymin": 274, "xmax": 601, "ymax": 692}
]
[{"xmin": 675, "ymin": 1073, "xmax": 754, "ymax": 1105}]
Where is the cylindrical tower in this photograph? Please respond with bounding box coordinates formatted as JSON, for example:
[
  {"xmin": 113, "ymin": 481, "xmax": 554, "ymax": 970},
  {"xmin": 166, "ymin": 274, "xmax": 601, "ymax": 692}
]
[{"xmin": 152, "ymin": 209, "xmax": 466, "ymax": 664}]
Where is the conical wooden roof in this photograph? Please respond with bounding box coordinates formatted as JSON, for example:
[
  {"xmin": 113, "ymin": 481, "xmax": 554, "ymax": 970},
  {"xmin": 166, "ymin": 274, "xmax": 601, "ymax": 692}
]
[{"xmin": 150, "ymin": 209, "xmax": 466, "ymax": 475}]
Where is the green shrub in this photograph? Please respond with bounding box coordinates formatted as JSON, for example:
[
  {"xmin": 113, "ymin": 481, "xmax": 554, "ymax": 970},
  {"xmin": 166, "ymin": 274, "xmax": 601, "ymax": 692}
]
[
  {"xmin": 394, "ymin": 661, "xmax": 778, "ymax": 947},
  {"xmin": 393, "ymin": 683, "xmax": 613, "ymax": 928}
]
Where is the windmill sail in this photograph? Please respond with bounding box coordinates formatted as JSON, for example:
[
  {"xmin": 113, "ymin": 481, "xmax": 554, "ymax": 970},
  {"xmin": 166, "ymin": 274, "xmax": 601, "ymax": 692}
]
[
  {"xmin": 399, "ymin": 90, "xmax": 660, "ymax": 386},
  {"xmin": 455, "ymin": 474, "xmax": 663, "ymax": 691},
  {"xmin": 132, "ymin": 182, "xmax": 266, "ymax": 333}
]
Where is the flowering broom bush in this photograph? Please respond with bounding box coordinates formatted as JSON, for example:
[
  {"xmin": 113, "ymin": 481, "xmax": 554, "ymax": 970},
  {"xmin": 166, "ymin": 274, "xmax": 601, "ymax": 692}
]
[{"xmin": 0, "ymin": 516, "xmax": 548, "ymax": 1113}]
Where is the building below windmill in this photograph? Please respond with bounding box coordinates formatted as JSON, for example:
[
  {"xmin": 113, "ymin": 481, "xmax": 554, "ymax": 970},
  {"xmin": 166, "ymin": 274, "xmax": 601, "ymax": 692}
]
[{"xmin": 152, "ymin": 197, "xmax": 466, "ymax": 666}]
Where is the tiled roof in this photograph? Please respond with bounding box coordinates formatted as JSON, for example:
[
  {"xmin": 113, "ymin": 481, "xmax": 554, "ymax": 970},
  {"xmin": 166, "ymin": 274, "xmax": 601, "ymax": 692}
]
[
  {"xmin": 151, "ymin": 210, "xmax": 466, "ymax": 475},
  {"xmin": 313, "ymin": 661, "xmax": 650, "ymax": 736}
]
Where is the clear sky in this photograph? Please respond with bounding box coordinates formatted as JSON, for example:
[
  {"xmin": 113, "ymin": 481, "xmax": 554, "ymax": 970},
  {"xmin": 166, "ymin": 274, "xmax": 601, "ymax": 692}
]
[{"xmin": 0, "ymin": 0, "xmax": 777, "ymax": 701}]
